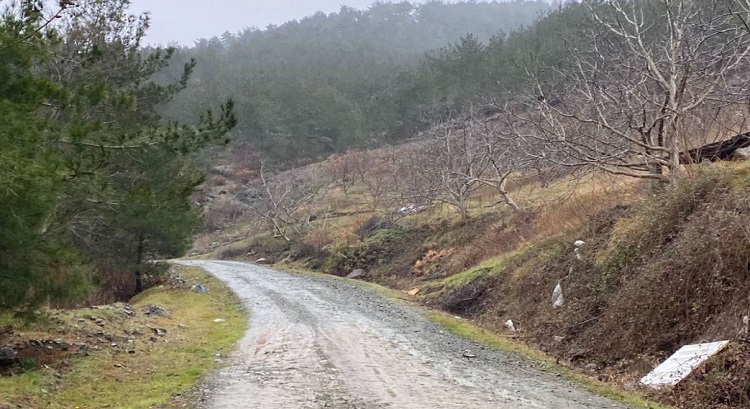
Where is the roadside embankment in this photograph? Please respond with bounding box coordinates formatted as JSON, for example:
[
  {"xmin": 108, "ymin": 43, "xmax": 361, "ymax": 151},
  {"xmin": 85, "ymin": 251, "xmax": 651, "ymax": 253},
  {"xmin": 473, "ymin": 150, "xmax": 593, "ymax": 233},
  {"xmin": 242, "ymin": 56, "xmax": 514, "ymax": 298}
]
[{"xmin": 0, "ymin": 265, "xmax": 246, "ymax": 409}]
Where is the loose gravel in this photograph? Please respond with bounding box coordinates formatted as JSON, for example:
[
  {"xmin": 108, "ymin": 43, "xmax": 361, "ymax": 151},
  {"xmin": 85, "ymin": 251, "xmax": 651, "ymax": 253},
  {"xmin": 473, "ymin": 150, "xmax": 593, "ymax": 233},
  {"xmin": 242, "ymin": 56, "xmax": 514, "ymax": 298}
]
[{"xmin": 180, "ymin": 260, "xmax": 630, "ymax": 409}]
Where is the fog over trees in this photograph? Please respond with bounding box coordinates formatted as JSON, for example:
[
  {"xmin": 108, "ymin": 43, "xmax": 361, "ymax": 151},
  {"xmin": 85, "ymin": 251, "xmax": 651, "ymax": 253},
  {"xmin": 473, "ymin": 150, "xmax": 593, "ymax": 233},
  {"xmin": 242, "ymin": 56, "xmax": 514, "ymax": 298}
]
[
  {"xmin": 4, "ymin": 0, "xmax": 750, "ymax": 309},
  {"xmin": 157, "ymin": 1, "xmax": 552, "ymax": 164}
]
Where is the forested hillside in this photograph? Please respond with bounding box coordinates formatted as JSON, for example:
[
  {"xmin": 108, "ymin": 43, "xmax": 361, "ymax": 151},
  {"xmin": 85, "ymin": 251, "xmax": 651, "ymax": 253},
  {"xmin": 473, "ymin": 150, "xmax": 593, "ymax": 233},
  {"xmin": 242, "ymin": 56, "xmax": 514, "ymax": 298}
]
[{"xmin": 159, "ymin": 1, "xmax": 552, "ymax": 164}]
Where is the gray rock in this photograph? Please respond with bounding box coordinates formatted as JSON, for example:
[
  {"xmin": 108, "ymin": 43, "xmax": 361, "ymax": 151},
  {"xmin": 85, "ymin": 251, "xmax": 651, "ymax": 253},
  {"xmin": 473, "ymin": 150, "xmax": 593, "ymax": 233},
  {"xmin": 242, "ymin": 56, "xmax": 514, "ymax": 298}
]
[
  {"xmin": 734, "ymin": 147, "xmax": 750, "ymax": 161},
  {"xmin": 584, "ymin": 363, "xmax": 599, "ymax": 371},
  {"xmin": 347, "ymin": 269, "xmax": 366, "ymax": 279},
  {"xmin": 143, "ymin": 305, "xmax": 169, "ymax": 316},
  {"xmin": 0, "ymin": 347, "xmax": 18, "ymax": 366}
]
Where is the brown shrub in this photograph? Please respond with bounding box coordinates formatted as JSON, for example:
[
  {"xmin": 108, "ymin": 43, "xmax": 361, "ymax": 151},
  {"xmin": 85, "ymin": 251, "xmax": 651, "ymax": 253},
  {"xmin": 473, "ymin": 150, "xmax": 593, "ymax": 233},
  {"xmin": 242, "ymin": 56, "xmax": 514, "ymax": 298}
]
[
  {"xmin": 219, "ymin": 246, "xmax": 249, "ymax": 260},
  {"xmin": 205, "ymin": 201, "xmax": 246, "ymax": 231}
]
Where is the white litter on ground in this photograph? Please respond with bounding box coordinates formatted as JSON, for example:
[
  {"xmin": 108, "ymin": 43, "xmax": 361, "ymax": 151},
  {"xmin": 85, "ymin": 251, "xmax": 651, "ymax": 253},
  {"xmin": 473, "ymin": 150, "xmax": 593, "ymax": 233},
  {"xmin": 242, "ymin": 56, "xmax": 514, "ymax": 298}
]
[
  {"xmin": 552, "ymin": 282, "xmax": 564, "ymax": 308},
  {"xmin": 573, "ymin": 240, "xmax": 585, "ymax": 260},
  {"xmin": 640, "ymin": 340, "xmax": 730, "ymax": 388}
]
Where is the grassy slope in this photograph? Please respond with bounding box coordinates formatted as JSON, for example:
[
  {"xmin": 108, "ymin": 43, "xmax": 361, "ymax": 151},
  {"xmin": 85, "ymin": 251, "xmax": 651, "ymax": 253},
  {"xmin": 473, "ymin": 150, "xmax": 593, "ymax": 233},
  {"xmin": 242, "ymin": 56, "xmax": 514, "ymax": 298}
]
[{"xmin": 0, "ymin": 266, "xmax": 246, "ymax": 409}]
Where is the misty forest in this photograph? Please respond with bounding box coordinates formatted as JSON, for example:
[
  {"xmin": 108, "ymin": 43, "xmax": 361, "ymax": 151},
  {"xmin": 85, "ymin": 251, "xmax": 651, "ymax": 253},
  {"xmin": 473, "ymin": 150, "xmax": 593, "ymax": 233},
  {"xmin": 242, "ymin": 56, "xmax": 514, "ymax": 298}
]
[{"xmin": 4, "ymin": 0, "xmax": 750, "ymax": 408}]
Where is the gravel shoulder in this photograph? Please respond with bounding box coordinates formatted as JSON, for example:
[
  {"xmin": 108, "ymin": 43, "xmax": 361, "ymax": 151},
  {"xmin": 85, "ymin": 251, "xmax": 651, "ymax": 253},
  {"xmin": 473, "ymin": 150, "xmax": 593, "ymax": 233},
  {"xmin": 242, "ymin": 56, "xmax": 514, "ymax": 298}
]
[{"xmin": 179, "ymin": 260, "xmax": 630, "ymax": 409}]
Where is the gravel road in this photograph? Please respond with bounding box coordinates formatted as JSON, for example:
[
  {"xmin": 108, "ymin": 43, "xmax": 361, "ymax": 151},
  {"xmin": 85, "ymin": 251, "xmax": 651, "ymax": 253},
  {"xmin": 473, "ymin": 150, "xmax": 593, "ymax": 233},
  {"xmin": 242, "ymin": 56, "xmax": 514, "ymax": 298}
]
[{"xmin": 180, "ymin": 260, "xmax": 629, "ymax": 409}]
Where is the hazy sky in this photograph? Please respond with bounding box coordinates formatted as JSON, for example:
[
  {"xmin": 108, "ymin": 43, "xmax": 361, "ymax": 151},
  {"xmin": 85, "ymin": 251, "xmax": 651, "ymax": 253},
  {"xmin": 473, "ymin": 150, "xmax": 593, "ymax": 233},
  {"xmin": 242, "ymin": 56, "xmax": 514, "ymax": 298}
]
[{"xmin": 129, "ymin": 0, "xmax": 385, "ymax": 46}]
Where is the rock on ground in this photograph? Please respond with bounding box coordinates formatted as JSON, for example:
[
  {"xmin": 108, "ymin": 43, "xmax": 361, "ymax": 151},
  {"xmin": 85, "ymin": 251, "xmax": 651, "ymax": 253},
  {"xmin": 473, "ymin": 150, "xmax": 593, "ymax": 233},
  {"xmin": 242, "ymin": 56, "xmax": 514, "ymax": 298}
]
[{"xmin": 346, "ymin": 269, "xmax": 366, "ymax": 279}]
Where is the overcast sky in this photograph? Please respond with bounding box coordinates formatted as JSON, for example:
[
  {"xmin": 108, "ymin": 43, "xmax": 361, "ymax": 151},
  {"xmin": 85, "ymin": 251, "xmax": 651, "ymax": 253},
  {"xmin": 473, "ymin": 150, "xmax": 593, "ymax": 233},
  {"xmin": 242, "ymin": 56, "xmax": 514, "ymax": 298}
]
[{"xmin": 129, "ymin": 0, "xmax": 388, "ymax": 46}]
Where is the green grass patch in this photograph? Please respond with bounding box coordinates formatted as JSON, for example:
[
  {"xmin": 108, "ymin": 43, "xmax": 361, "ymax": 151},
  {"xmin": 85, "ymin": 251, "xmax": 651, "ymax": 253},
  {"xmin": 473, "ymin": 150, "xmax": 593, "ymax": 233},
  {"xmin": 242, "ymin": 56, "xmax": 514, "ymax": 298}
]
[
  {"xmin": 435, "ymin": 255, "xmax": 513, "ymax": 288},
  {"xmin": 0, "ymin": 266, "xmax": 247, "ymax": 409},
  {"xmin": 428, "ymin": 311, "xmax": 670, "ymax": 409}
]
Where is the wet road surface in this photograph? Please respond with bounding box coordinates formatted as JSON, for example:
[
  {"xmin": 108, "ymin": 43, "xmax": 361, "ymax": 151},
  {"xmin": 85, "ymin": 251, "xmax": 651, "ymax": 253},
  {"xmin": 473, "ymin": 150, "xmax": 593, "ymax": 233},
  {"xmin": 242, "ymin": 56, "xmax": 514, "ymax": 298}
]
[{"xmin": 180, "ymin": 260, "xmax": 629, "ymax": 409}]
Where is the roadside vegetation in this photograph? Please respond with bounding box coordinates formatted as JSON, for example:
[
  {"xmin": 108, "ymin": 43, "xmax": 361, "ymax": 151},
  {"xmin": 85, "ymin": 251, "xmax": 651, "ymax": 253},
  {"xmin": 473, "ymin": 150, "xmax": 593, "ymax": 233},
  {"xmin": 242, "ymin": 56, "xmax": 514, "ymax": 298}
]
[{"xmin": 0, "ymin": 265, "xmax": 246, "ymax": 409}]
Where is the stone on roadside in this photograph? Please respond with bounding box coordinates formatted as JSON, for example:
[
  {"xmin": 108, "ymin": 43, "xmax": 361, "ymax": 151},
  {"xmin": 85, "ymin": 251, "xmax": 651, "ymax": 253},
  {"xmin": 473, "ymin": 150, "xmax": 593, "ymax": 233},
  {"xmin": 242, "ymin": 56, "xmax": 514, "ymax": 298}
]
[
  {"xmin": 734, "ymin": 147, "xmax": 750, "ymax": 161},
  {"xmin": 0, "ymin": 347, "xmax": 18, "ymax": 366},
  {"xmin": 143, "ymin": 305, "xmax": 170, "ymax": 317},
  {"xmin": 346, "ymin": 269, "xmax": 366, "ymax": 279},
  {"xmin": 256, "ymin": 258, "xmax": 273, "ymax": 265}
]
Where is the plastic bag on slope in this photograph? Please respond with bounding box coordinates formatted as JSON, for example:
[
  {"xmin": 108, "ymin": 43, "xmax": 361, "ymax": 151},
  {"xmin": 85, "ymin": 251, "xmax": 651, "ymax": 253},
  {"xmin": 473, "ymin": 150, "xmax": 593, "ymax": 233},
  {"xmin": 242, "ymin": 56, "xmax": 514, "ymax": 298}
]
[{"xmin": 552, "ymin": 282, "xmax": 564, "ymax": 308}]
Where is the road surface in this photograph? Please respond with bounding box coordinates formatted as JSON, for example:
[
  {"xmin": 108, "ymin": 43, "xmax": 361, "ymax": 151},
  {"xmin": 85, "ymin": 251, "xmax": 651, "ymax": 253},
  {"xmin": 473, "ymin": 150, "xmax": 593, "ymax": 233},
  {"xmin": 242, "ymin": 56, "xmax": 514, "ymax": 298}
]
[{"xmin": 180, "ymin": 260, "xmax": 628, "ymax": 409}]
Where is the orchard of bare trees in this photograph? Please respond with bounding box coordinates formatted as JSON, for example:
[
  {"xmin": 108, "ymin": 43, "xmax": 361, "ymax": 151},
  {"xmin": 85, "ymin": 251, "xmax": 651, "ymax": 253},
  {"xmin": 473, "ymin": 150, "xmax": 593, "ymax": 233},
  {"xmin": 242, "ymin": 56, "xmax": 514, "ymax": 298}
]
[
  {"xmin": 507, "ymin": 0, "xmax": 750, "ymax": 185},
  {"xmin": 214, "ymin": 0, "xmax": 750, "ymax": 242}
]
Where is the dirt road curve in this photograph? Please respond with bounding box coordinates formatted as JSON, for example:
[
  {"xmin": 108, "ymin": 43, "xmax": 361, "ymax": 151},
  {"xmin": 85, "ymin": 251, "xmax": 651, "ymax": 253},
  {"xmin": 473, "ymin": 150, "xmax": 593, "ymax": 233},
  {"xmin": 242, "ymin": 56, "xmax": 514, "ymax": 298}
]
[{"xmin": 180, "ymin": 260, "xmax": 629, "ymax": 409}]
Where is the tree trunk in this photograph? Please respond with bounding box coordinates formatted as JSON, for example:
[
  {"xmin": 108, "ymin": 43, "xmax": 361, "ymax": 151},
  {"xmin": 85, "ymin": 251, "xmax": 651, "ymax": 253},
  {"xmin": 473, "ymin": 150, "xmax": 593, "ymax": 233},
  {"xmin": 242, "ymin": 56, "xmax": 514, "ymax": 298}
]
[
  {"xmin": 647, "ymin": 163, "xmax": 667, "ymax": 192},
  {"xmin": 134, "ymin": 233, "xmax": 145, "ymax": 294},
  {"xmin": 458, "ymin": 199, "xmax": 469, "ymax": 221},
  {"xmin": 498, "ymin": 178, "xmax": 520, "ymax": 212},
  {"xmin": 272, "ymin": 219, "xmax": 290, "ymax": 242}
]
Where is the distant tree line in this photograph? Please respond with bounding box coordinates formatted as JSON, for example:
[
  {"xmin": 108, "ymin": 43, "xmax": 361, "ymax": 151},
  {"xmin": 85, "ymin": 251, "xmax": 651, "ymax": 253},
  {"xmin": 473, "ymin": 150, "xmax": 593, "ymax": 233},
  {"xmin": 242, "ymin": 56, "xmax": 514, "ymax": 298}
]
[{"xmin": 157, "ymin": 1, "xmax": 553, "ymax": 165}]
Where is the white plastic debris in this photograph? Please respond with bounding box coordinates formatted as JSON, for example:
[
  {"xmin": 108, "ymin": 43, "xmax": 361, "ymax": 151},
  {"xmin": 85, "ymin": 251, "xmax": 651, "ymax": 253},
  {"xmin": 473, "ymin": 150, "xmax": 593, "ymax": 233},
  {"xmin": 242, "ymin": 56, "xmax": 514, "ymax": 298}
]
[
  {"xmin": 573, "ymin": 240, "xmax": 585, "ymax": 260},
  {"xmin": 640, "ymin": 341, "xmax": 730, "ymax": 388},
  {"xmin": 552, "ymin": 282, "xmax": 564, "ymax": 308},
  {"xmin": 505, "ymin": 320, "xmax": 517, "ymax": 332},
  {"xmin": 213, "ymin": 318, "xmax": 227, "ymax": 323}
]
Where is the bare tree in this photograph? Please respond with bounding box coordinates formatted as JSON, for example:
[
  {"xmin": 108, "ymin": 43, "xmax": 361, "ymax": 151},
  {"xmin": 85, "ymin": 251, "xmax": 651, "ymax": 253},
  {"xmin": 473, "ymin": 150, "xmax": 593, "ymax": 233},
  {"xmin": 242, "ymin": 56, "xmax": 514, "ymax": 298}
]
[
  {"xmin": 345, "ymin": 150, "xmax": 395, "ymax": 212},
  {"xmin": 468, "ymin": 115, "xmax": 524, "ymax": 212},
  {"xmin": 402, "ymin": 118, "xmax": 490, "ymax": 220},
  {"xmin": 239, "ymin": 162, "xmax": 321, "ymax": 241},
  {"xmin": 509, "ymin": 0, "xmax": 750, "ymax": 185},
  {"xmin": 325, "ymin": 151, "xmax": 357, "ymax": 196}
]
